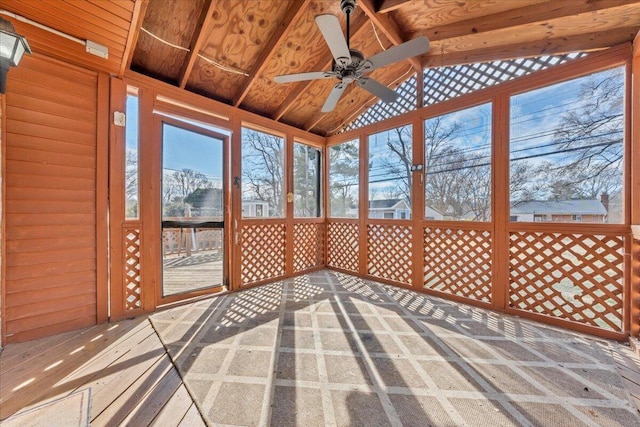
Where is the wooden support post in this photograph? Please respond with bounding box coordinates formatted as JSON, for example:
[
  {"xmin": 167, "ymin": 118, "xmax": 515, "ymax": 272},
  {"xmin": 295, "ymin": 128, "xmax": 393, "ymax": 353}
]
[
  {"xmin": 96, "ymin": 73, "xmax": 109, "ymax": 324},
  {"xmin": 108, "ymin": 77, "xmax": 128, "ymax": 321},
  {"xmin": 285, "ymin": 134, "xmax": 295, "ymax": 276},
  {"xmin": 359, "ymin": 133, "xmax": 368, "ymax": 276},
  {"xmin": 492, "ymin": 92, "xmax": 510, "ymax": 310},
  {"xmin": 412, "ymin": 116, "xmax": 425, "ymax": 290},
  {"xmin": 630, "ymin": 32, "xmax": 640, "ymax": 337},
  {"xmin": 230, "ymin": 116, "xmax": 242, "ymax": 290},
  {"xmin": 139, "ymin": 86, "xmax": 157, "ymax": 312}
]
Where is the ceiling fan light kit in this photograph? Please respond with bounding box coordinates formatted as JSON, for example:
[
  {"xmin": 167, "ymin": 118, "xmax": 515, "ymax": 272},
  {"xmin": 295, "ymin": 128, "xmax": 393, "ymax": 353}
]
[{"xmin": 274, "ymin": 0, "xmax": 430, "ymax": 112}]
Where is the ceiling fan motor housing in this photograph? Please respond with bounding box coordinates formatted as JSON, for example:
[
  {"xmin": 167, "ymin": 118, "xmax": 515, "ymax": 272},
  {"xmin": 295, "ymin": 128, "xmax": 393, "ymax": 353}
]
[{"xmin": 332, "ymin": 49, "xmax": 371, "ymax": 83}]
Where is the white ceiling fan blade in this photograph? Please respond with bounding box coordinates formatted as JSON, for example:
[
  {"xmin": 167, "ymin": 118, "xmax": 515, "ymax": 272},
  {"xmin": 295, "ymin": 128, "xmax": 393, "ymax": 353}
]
[
  {"xmin": 366, "ymin": 36, "xmax": 430, "ymax": 72},
  {"xmin": 322, "ymin": 82, "xmax": 348, "ymax": 113},
  {"xmin": 274, "ymin": 71, "xmax": 335, "ymax": 84},
  {"xmin": 357, "ymin": 77, "xmax": 398, "ymax": 104},
  {"xmin": 316, "ymin": 14, "xmax": 351, "ymax": 66}
]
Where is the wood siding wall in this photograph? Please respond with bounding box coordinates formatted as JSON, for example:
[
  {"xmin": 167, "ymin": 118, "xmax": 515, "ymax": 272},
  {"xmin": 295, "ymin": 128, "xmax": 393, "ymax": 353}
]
[{"xmin": 3, "ymin": 54, "xmax": 98, "ymax": 343}]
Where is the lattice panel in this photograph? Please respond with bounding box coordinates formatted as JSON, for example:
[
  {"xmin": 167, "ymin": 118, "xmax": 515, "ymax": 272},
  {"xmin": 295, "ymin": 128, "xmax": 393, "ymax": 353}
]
[
  {"xmin": 509, "ymin": 232, "xmax": 625, "ymax": 331},
  {"xmin": 423, "ymin": 228, "xmax": 492, "ymax": 302},
  {"xmin": 241, "ymin": 223, "xmax": 286, "ymax": 285},
  {"xmin": 343, "ymin": 53, "xmax": 587, "ymax": 133},
  {"xmin": 293, "ymin": 223, "xmax": 325, "ymax": 272},
  {"xmin": 327, "ymin": 222, "xmax": 359, "ymax": 272},
  {"xmin": 367, "ymin": 224, "xmax": 413, "ymax": 285},
  {"xmin": 124, "ymin": 228, "xmax": 142, "ymax": 311}
]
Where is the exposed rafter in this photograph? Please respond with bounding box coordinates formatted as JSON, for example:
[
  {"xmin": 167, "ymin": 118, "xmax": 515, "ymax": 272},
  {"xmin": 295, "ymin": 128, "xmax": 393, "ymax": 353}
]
[
  {"xmin": 377, "ymin": 0, "xmax": 412, "ymax": 14},
  {"xmin": 272, "ymin": 10, "xmax": 369, "ymax": 121},
  {"xmin": 420, "ymin": 0, "xmax": 636, "ymax": 42},
  {"xmin": 119, "ymin": 0, "xmax": 149, "ymax": 78},
  {"xmin": 233, "ymin": 0, "xmax": 310, "ymax": 107},
  {"xmin": 423, "ymin": 28, "xmax": 637, "ymax": 69},
  {"xmin": 178, "ymin": 0, "xmax": 216, "ymax": 89},
  {"xmin": 358, "ymin": 0, "xmax": 422, "ymax": 72}
]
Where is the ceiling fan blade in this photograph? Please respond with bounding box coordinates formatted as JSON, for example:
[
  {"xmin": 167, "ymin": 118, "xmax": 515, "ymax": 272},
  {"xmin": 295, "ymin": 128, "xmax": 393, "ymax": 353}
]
[
  {"xmin": 357, "ymin": 77, "xmax": 398, "ymax": 104},
  {"xmin": 322, "ymin": 82, "xmax": 348, "ymax": 113},
  {"xmin": 366, "ymin": 36, "xmax": 430, "ymax": 72},
  {"xmin": 316, "ymin": 14, "xmax": 351, "ymax": 66},
  {"xmin": 274, "ymin": 71, "xmax": 335, "ymax": 84}
]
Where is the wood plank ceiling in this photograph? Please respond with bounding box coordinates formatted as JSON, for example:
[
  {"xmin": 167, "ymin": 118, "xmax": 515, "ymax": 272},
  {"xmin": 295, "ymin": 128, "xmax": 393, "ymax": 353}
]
[{"xmin": 3, "ymin": 0, "xmax": 640, "ymax": 136}]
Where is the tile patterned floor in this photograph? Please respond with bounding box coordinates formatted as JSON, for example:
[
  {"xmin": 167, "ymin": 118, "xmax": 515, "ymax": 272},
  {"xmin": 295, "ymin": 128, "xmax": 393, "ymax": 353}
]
[{"xmin": 150, "ymin": 270, "xmax": 640, "ymax": 427}]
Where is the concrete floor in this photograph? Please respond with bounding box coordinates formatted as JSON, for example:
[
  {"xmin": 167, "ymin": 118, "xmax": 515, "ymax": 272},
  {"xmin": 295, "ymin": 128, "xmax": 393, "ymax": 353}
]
[{"xmin": 150, "ymin": 269, "xmax": 640, "ymax": 427}]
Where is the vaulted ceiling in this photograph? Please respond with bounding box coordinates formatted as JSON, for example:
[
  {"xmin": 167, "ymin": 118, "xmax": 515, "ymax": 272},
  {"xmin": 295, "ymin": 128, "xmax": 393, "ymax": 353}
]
[{"xmin": 3, "ymin": 0, "xmax": 640, "ymax": 135}]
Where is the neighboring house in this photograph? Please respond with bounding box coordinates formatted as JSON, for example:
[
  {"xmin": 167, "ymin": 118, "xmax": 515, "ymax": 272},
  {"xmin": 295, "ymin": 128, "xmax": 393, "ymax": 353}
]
[
  {"xmin": 369, "ymin": 199, "xmax": 411, "ymax": 219},
  {"xmin": 425, "ymin": 205, "xmax": 445, "ymax": 220},
  {"xmin": 510, "ymin": 199, "xmax": 608, "ymax": 223},
  {"xmin": 242, "ymin": 200, "xmax": 270, "ymax": 218},
  {"xmin": 606, "ymin": 191, "xmax": 623, "ymax": 224}
]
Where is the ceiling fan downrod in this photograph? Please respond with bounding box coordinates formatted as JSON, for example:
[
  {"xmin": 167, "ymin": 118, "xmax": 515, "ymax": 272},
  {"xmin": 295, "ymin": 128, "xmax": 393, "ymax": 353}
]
[{"xmin": 341, "ymin": 0, "xmax": 356, "ymax": 50}]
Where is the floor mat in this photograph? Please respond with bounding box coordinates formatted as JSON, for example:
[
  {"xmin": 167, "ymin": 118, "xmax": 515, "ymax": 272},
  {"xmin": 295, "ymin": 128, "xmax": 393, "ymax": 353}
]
[{"xmin": 2, "ymin": 388, "xmax": 91, "ymax": 427}]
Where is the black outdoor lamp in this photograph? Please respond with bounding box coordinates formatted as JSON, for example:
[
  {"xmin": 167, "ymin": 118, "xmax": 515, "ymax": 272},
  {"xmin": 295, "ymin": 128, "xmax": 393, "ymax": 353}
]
[{"xmin": 0, "ymin": 16, "xmax": 31, "ymax": 94}]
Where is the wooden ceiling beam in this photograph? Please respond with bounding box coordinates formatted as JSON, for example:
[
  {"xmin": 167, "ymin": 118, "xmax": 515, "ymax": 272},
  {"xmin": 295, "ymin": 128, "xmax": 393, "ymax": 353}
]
[
  {"xmin": 423, "ymin": 27, "xmax": 637, "ymax": 69},
  {"xmin": 272, "ymin": 10, "xmax": 369, "ymax": 121},
  {"xmin": 118, "ymin": 0, "xmax": 148, "ymax": 78},
  {"xmin": 421, "ymin": 0, "xmax": 638, "ymax": 43},
  {"xmin": 377, "ymin": 0, "xmax": 413, "ymax": 14},
  {"xmin": 178, "ymin": 0, "xmax": 216, "ymax": 89},
  {"xmin": 358, "ymin": 0, "xmax": 422, "ymax": 71},
  {"xmin": 233, "ymin": 0, "xmax": 311, "ymax": 107}
]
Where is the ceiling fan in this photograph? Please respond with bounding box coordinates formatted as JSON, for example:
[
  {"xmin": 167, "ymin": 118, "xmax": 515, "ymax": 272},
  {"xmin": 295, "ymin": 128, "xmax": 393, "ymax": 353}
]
[{"xmin": 274, "ymin": 0, "xmax": 430, "ymax": 113}]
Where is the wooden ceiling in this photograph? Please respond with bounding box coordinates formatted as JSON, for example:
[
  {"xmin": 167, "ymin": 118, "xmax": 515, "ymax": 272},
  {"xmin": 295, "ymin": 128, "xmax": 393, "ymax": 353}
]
[{"xmin": 3, "ymin": 0, "xmax": 640, "ymax": 135}]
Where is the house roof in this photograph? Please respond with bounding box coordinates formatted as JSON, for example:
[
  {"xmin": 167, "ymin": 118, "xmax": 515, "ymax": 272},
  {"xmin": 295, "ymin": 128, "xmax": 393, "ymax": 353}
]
[
  {"xmin": 369, "ymin": 199, "xmax": 404, "ymax": 209},
  {"xmin": 3, "ymin": 0, "xmax": 640, "ymax": 136},
  {"xmin": 511, "ymin": 200, "xmax": 608, "ymax": 215}
]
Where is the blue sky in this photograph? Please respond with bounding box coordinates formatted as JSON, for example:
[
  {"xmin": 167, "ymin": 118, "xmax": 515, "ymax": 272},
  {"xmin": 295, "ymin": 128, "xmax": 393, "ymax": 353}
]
[{"xmin": 126, "ymin": 95, "xmax": 224, "ymax": 180}]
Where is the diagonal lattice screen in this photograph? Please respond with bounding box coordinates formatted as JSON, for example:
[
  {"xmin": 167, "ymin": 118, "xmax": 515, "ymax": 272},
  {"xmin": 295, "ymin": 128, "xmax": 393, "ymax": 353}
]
[{"xmin": 342, "ymin": 52, "xmax": 587, "ymax": 133}]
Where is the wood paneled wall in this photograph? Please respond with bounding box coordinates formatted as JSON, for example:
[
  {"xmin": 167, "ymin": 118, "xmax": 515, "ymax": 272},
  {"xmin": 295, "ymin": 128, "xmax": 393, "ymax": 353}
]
[{"xmin": 3, "ymin": 54, "xmax": 99, "ymax": 343}]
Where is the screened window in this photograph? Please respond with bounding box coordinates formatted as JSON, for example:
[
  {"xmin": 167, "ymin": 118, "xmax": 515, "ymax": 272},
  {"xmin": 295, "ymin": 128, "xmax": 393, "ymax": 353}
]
[
  {"xmin": 125, "ymin": 89, "xmax": 139, "ymax": 219},
  {"xmin": 368, "ymin": 125, "xmax": 412, "ymax": 219},
  {"xmin": 328, "ymin": 140, "xmax": 359, "ymax": 218},
  {"xmin": 241, "ymin": 127, "xmax": 285, "ymax": 218},
  {"xmin": 294, "ymin": 143, "xmax": 321, "ymax": 217},
  {"xmin": 424, "ymin": 103, "xmax": 492, "ymax": 221},
  {"xmin": 510, "ymin": 67, "xmax": 624, "ymax": 224}
]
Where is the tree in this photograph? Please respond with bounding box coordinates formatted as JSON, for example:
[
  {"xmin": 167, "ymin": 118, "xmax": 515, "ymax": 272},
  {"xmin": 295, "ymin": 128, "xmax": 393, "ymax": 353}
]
[
  {"xmin": 549, "ymin": 68, "xmax": 624, "ymax": 199},
  {"xmin": 378, "ymin": 126, "xmax": 412, "ymax": 205},
  {"xmin": 162, "ymin": 168, "xmax": 210, "ymax": 217},
  {"xmin": 125, "ymin": 149, "xmax": 138, "ymax": 217},
  {"xmin": 423, "ymin": 116, "xmax": 493, "ymax": 221},
  {"xmin": 172, "ymin": 168, "xmax": 210, "ymax": 200},
  {"xmin": 293, "ymin": 144, "xmax": 320, "ymax": 217},
  {"xmin": 242, "ymin": 129, "xmax": 284, "ymax": 217},
  {"xmin": 328, "ymin": 141, "xmax": 359, "ymax": 217}
]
